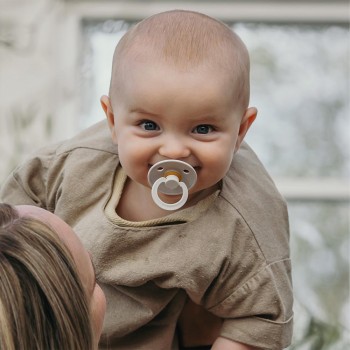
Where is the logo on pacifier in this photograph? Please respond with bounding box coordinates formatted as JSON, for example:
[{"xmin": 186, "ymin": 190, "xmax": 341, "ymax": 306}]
[{"xmin": 147, "ymin": 160, "xmax": 197, "ymax": 211}]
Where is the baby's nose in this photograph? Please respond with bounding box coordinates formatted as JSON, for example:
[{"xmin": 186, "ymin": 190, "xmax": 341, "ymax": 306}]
[{"xmin": 158, "ymin": 136, "xmax": 190, "ymax": 159}]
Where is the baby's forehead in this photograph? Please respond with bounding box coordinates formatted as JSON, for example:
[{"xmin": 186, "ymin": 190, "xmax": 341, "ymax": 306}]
[
  {"xmin": 119, "ymin": 43, "xmax": 240, "ymax": 74},
  {"xmin": 113, "ymin": 37, "xmax": 247, "ymax": 94}
]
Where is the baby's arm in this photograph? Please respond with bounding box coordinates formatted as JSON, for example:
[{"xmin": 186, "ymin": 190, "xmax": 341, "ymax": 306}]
[
  {"xmin": 212, "ymin": 337, "xmax": 257, "ymax": 350},
  {"xmin": 178, "ymin": 300, "xmax": 257, "ymax": 349},
  {"xmin": 178, "ymin": 299, "xmax": 222, "ymax": 347}
]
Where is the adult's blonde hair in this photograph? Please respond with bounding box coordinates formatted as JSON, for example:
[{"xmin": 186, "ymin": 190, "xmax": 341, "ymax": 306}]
[
  {"xmin": 110, "ymin": 10, "xmax": 251, "ymax": 110},
  {"xmin": 0, "ymin": 203, "xmax": 93, "ymax": 350}
]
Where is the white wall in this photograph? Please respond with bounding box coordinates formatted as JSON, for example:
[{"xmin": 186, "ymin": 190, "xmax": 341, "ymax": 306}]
[{"xmin": 0, "ymin": 0, "xmax": 81, "ymax": 183}]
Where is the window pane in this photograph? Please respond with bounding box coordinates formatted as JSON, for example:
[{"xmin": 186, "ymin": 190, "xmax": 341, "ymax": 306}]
[
  {"xmin": 235, "ymin": 24, "xmax": 349, "ymax": 178},
  {"xmin": 288, "ymin": 201, "xmax": 349, "ymax": 348},
  {"xmin": 81, "ymin": 19, "xmax": 134, "ymax": 127}
]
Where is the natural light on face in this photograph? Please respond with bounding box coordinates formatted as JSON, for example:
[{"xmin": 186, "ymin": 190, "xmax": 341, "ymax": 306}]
[{"xmin": 81, "ymin": 20, "xmax": 349, "ymax": 348}]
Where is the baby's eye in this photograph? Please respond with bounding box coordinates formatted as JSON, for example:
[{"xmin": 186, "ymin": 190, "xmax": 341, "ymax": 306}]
[
  {"xmin": 140, "ymin": 120, "xmax": 159, "ymax": 131},
  {"xmin": 193, "ymin": 125, "xmax": 214, "ymax": 134}
]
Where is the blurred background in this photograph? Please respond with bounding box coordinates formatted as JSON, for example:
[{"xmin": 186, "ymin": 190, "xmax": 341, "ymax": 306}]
[{"xmin": 0, "ymin": 0, "xmax": 349, "ymax": 348}]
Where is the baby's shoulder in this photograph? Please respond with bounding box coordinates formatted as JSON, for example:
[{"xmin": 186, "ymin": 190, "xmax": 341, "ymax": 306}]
[
  {"xmin": 56, "ymin": 120, "xmax": 117, "ymax": 156},
  {"xmin": 222, "ymin": 142, "xmax": 283, "ymax": 205},
  {"xmin": 219, "ymin": 142, "xmax": 289, "ymax": 261}
]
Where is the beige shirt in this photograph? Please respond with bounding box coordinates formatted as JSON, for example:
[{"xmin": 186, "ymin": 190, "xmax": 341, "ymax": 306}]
[{"xmin": 0, "ymin": 121, "xmax": 293, "ymax": 350}]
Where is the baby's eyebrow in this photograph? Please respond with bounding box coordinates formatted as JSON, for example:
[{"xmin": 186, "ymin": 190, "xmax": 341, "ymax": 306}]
[{"xmin": 130, "ymin": 108, "xmax": 160, "ymax": 117}]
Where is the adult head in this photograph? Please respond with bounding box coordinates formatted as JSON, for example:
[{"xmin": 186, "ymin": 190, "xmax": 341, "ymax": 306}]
[{"xmin": 0, "ymin": 203, "xmax": 106, "ymax": 350}]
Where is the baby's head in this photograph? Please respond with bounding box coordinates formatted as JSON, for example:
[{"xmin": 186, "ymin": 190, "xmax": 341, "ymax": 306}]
[
  {"xmin": 109, "ymin": 10, "xmax": 250, "ymax": 113},
  {"xmin": 101, "ymin": 10, "xmax": 257, "ymax": 198}
]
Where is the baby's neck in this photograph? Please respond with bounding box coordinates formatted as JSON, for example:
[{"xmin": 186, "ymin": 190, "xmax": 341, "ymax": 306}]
[
  {"xmin": 116, "ymin": 178, "xmax": 218, "ymax": 222},
  {"xmin": 116, "ymin": 179, "xmax": 172, "ymax": 221}
]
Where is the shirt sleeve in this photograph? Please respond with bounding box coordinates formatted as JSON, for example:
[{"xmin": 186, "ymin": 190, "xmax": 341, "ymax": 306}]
[
  {"xmin": 0, "ymin": 143, "xmax": 60, "ymax": 209},
  {"xmin": 208, "ymin": 258, "xmax": 293, "ymax": 350}
]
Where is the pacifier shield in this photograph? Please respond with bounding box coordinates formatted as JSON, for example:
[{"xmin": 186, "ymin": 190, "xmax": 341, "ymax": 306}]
[{"xmin": 148, "ymin": 160, "xmax": 197, "ymax": 195}]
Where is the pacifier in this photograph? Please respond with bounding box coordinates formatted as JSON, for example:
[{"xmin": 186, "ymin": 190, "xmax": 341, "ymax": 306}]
[{"xmin": 147, "ymin": 160, "xmax": 197, "ymax": 211}]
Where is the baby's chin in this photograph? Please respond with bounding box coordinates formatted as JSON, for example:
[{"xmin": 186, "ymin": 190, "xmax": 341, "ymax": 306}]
[{"xmin": 157, "ymin": 192, "xmax": 184, "ymax": 204}]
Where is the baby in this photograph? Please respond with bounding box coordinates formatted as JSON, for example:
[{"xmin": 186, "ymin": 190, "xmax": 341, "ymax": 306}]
[{"xmin": 1, "ymin": 10, "xmax": 293, "ymax": 350}]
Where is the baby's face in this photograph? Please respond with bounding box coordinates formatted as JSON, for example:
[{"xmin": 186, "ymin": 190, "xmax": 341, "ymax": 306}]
[{"xmin": 107, "ymin": 60, "xmax": 248, "ymax": 197}]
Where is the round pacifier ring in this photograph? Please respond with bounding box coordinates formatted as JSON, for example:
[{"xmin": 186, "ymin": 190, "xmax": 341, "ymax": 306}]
[
  {"xmin": 148, "ymin": 159, "xmax": 198, "ymax": 211},
  {"xmin": 151, "ymin": 177, "xmax": 188, "ymax": 211}
]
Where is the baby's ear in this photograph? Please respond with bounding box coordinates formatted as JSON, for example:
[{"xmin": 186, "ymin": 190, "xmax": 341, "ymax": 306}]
[
  {"xmin": 100, "ymin": 95, "xmax": 117, "ymax": 144},
  {"xmin": 234, "ymin": 107, "xmax": 257, "ymax": 153}
]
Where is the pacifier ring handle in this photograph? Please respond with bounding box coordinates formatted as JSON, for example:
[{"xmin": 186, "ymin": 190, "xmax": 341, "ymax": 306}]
[
  {"xmin": 147, "ymin": 159, "xmax": 197, "ymax": 211},
  {"xmin": 151, "ymin": 177, "xmax": 188, "ymax": 211}
]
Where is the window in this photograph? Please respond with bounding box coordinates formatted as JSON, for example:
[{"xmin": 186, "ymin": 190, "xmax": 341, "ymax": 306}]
[{"xmin": 79, "ymin": 4, "xmax": 349, "ymax": 346}]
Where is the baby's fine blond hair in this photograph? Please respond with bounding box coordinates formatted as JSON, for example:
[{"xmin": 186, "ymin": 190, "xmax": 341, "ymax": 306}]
[{"xmin": 110, "ymin": 10, "xmax": 251, "ymax": 110}]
